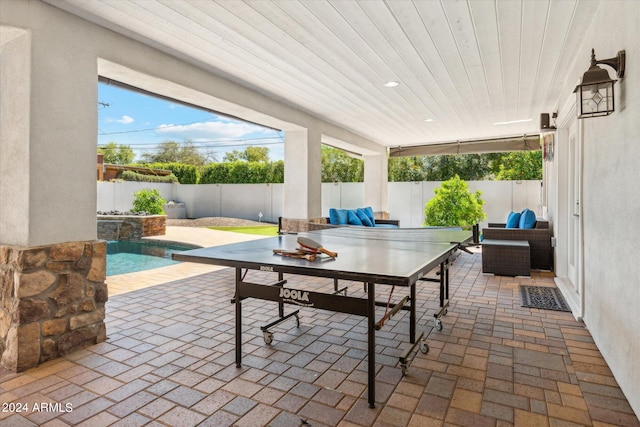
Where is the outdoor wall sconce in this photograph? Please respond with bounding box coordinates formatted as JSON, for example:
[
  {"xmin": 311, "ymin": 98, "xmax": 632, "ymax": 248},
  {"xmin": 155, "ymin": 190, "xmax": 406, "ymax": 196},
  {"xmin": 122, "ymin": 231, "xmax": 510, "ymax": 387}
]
[
  {"xmin": 540, "ymin": 112, "xmax": 556, "ymax": 131},
  {"xmin": 574, "ymin": 48, "xmax": 625, "ymax": 118}
]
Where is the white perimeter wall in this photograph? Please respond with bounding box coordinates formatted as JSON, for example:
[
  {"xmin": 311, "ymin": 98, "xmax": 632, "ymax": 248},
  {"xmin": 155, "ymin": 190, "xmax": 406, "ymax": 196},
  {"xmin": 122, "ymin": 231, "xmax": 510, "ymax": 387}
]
[{"xmin": 98, "ymin": 180, "xmax": 542, "ymax": 228}]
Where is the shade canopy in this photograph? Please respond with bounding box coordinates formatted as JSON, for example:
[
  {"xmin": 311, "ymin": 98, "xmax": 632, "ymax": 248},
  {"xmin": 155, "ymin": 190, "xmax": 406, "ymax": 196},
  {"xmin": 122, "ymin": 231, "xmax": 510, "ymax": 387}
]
[{"xmin": 389, "ymin": 135, "xmax": 541, "ymax": 157}]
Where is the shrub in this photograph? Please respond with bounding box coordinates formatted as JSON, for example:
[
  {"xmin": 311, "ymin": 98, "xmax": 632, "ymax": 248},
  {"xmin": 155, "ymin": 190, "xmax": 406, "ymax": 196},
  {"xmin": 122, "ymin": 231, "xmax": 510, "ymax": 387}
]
[
  {"xmin": 228, "ymin": 161, "xmax": 270, "ymax": 183},
  {"xmin": 268, "ymin": 160, "xmax": 285, "ymax": 183},
  {"xmin": 132, "ymin": 189, "xmax": 166, "ymax": 215},
  {"xmin": 199, "ymin": 163, "xmax": 230, "ymax": 184},
  {"xmin": 199, "ymin": 161, "xmax": 284, "ymax": 184},
  {"xmin": 121, "ymin": 170, "xmax": 178, "ymax": 183},
  {"xmin": 423, "ymin": 175, "xmax": 486, "ymax": 226},
  {"xmin": 137, "ymin": 162, "xmax": 199, "ymax": 184}
]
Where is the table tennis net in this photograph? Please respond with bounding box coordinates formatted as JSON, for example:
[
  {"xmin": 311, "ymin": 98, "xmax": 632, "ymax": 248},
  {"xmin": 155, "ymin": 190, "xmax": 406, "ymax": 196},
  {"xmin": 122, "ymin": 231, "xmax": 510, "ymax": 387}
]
[
  {"xmin": 278, "ymin": 217, "xmax": 336, "ymax": 234},
  {"xmin": 279, "ymin": 218, "xmax": 473, "ymax": 244}
]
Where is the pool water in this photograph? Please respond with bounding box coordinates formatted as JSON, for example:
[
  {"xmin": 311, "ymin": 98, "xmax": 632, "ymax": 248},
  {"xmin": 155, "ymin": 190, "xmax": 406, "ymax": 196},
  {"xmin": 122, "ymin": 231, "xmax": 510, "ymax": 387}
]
[{"xmin": 106, "ymin": 240, "xmax": 198, "ymax": 276}]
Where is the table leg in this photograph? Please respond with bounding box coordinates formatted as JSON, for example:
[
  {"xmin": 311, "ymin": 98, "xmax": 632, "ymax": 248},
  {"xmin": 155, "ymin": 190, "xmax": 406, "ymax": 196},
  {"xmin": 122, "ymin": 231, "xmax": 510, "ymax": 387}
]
[
  {"xmin": 410, "ymin": 283, "xmax": 416, "ymax": 344},
  {"xmin": 367, "ymin": 281, "xmax": 376, "ymax": 408},
  {"xmin": 235, "ymin": 268, "xmax": 242, "ymax": 368},
  {"xmin": 439, "ymin": 261, "xmax": 445, "ymax": 308},
  {"xmin": 278, "ymin": 271, "xmax": 284, "ymax": 318},
  {"xmin": 445, "ymin": 257, "xmax": 450, "ymax": 301},
  {"xmin": 432, "ymin": 261, "xmax": 450, "ymax": 331}
]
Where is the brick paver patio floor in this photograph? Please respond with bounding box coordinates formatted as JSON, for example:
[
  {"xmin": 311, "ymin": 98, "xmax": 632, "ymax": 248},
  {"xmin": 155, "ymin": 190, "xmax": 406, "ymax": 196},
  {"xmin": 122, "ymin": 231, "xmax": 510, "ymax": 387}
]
[{"xmin": 2, "ymin": 249, "xmax": 638, "ymax": 426}]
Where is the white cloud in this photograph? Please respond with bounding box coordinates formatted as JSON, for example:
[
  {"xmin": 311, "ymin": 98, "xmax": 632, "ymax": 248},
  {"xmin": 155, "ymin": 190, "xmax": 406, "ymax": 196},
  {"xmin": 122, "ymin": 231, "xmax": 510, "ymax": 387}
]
[
  {"xmin": 107, "ymin": 115, "xmax": 134, "ymax": 124},
  {"xmin": 156, "ymin": 119, "xmax": 272, "ymax": 141},
  {"xmin": 118, "ymin": 115, "xmax": 134, "ymax": 124}
]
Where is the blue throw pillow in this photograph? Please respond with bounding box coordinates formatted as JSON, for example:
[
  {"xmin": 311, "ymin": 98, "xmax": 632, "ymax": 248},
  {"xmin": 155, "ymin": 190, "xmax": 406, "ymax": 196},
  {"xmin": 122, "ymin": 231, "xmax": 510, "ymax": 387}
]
[
  {"xmin": 506, "ymin": 211, "xmax": 521, "ymax": 228},
  {"xmin": 519, "ymin": 209, "xmax": 537, "ymax": 229},
  {"xmin": 356, "ymin": 208, "xmax": 373, "ymax": 226},
  {"xmin": 329, "ymin": 208, "xmax": 348, "ymax": 225},
  {"xmin": 347, "ymin": 210, "xmax": 363, "ymax": 225},
  {"xmin": 362, "ymin": 206, "xmax": 376, "ymax": 226}
]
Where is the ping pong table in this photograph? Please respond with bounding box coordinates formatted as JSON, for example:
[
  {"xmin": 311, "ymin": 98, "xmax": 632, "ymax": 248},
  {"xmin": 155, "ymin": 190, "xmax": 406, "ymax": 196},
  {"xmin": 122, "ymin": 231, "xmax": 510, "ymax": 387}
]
[{"xmin": 173, "ymin": 226, "xmax": 472, "ymax": 408}]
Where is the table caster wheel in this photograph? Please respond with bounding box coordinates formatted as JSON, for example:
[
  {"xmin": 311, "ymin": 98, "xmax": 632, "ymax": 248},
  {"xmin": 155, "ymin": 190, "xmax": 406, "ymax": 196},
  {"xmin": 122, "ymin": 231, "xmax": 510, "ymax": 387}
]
[
  {"xmin": 401, "ymin": 364, "xmax": 408, "ymax": 376},
  {"xmin": 263, "ymin": 331, "xmax": 273, "ymax": 345},
  {"xmin": 435, "ymin": 319, "xmax": 443, "ymax": 331},
  {"xmin": 419, "ymin": 341, "xmax": 429, "ymax": 354}
]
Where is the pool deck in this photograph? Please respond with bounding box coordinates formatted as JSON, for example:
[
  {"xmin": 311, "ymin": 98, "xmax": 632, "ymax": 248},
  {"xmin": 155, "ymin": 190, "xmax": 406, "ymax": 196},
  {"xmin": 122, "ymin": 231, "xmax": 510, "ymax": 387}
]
[
  {"xmin": 2, "ymin": 227, "xmax": 637, "ymax": 426},
  {"xmin": 106, "ymin": 226, "xmax": 270, "ymax": 296}
]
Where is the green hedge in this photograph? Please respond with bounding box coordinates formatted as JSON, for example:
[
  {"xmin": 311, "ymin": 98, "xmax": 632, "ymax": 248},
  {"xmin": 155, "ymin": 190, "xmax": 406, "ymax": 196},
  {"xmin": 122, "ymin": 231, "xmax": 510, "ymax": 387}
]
[
  {"xmin": 200, "ymin": 161, "xmax": 284, "ymax": 184},
  {"xmin": 268, "ymin": 161, "xmax": 285, "ymax": 183},
  {"xmin": 121, "ymin": 161, "xmax": 284, "ymax": 184},
  {"xmin": 121, "ymin": 170, "xmax": 179, "ymax": 183},
  {"xmin": 134, "ymin": 162, "xmax": 199, "ymax": 184}
]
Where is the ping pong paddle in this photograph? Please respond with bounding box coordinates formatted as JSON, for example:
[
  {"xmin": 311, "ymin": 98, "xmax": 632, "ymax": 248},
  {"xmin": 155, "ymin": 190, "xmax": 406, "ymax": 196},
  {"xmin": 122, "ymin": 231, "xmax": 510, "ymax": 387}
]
[
  {"xmin": 297, "ymin": 236, "xmax": 338, "ymax": 258},
  {"xmin": 273, "ymin": 249, "xmax": 316, "ymax": 261},
  {"xmin": 273, "ymin": 248, "xmax": 316, "ymax": 255}
]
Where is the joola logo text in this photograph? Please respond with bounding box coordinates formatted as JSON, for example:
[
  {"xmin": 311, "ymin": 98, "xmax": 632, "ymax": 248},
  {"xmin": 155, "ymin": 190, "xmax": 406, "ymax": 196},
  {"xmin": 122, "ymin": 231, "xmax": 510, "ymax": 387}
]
[{"xmin": 279, "ymin": 288, "xmax": 314, "ymax": 307}]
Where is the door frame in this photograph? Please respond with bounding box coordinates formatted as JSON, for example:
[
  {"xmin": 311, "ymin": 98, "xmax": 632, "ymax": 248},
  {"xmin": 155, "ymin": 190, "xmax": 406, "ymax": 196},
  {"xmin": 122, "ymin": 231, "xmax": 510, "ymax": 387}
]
[{"xmin": 554, "ymin": 96, "xmax": 585, "ymax": 319}]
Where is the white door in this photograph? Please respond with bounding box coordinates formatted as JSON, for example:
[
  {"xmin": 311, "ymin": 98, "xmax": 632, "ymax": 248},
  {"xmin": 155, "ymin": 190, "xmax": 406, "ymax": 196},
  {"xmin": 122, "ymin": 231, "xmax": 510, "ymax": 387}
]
[{"xmin": 567, "ymin": 119, "xmax": 583, "ymax": 306}]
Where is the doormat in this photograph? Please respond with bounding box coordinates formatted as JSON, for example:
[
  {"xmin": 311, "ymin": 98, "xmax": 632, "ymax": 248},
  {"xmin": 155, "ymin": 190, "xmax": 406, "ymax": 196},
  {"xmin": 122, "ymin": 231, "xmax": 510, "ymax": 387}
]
[{"xmin": 519, "ymin": 286, "xmax": 571, "ymax": 312}]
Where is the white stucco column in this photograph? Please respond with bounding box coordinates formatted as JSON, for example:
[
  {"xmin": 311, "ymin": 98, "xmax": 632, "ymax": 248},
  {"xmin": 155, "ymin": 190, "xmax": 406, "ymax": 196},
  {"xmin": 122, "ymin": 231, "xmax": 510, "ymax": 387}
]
[
  {"xmin": 1, "ymin": 7, "xmax": 108, "ymax": 373},
  {"xmin": 0, "ymin": 18, "xmax": 97, "ymax": 246},
  {"xmin": 283, "ymin": 128, "xmax": 322, "ymax": 219},
  {"xmin": 0, "ymin": 27, "xmax": 31, "ymax": 245},
  {"xmin": 363, "ymin": 151, "xmax": 389, "ymax": 214}
]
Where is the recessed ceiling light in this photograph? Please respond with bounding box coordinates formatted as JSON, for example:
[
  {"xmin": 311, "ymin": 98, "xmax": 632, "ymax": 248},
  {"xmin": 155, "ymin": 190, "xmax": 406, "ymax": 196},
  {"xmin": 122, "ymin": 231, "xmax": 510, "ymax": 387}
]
[
  {"xmin": 493, "ymin": 118, "xmax": 532, "ymax": 125},
  {"xmin": 424, "ymin": 118, "xmax": 434, "ymax": 122},
  {"xmin": 383, "ymin": 81, "xmax": 399, "ymax": 88}
]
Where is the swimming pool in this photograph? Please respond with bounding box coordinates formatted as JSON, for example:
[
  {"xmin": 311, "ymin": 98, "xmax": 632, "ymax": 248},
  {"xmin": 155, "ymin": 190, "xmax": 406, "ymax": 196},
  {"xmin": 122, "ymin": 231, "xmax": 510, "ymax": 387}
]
[{"xmin": 106, "ymin": 240, "xmax": 199, "ymax": 276}]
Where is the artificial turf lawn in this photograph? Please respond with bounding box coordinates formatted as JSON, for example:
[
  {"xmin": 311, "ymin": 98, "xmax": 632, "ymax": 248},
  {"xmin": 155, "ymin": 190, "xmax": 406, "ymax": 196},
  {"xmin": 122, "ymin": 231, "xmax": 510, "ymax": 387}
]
[{"xmin": 206, "ymin": 225, "xmax": 279, "ymax": 236}]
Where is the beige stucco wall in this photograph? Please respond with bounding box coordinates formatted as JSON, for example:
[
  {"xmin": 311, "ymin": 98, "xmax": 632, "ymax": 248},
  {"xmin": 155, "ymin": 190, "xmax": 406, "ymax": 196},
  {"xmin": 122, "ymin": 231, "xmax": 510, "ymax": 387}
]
[{"xmin": 547, "ymin": 1, "xmax": 640, "ymax": 415}]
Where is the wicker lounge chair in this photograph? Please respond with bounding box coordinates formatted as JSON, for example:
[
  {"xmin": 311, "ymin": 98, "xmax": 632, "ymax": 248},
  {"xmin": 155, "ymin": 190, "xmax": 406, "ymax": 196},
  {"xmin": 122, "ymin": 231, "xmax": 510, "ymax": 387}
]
[{"xmin": 482, "ymin": 220, "xmax": 553, "ymax": 271}]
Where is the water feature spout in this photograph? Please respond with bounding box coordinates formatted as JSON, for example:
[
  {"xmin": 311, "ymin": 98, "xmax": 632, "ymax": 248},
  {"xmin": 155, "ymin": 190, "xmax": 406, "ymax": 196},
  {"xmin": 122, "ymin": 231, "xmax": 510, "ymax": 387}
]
[{"xmin": 97, "ymin": 219, "xmax": 124, "ymax": 240}]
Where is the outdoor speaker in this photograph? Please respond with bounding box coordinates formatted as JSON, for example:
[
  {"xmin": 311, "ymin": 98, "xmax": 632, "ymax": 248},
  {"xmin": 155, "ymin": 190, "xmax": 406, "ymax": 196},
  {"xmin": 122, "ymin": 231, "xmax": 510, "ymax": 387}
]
[{"xmin": 540, "ymin": 113, "xmax": 551, "ymax": 130}]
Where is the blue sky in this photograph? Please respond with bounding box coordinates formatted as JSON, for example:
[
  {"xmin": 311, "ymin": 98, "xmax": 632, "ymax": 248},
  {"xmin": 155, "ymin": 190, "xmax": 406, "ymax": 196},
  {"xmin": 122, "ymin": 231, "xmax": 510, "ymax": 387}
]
[{"xmin": 97, "ymin": 82, "xmax": 285, "ymax": 162}]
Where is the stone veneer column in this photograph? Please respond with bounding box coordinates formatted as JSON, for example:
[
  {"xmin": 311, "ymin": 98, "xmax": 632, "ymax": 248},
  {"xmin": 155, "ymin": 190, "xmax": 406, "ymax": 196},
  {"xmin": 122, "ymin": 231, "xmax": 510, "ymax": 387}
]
[{"xmin": 0, "ymin": 240, "xmax": 107, "ymax": 372}]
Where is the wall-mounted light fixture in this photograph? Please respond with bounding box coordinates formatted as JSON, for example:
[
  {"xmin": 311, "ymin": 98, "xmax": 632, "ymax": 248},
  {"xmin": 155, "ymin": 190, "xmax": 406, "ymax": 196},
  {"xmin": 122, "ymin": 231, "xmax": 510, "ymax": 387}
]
[
  {"xmin": 574, "ymin": 48, "xmax": 625, "ymax": 118},
  {"xmin": 540, "ymin": 113, "xmax": 557, "ymax": 130}
]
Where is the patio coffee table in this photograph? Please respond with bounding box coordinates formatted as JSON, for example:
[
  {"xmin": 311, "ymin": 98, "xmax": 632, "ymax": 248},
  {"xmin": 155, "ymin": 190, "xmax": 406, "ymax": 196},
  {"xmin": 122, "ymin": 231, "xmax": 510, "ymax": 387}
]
[
  {"xmin": 482, "ymin": 239, "xmax": 531, "ymax": 276},
  {"xmin": 173, "ymin": 226, "xmax": 472, "ymax": 408}
]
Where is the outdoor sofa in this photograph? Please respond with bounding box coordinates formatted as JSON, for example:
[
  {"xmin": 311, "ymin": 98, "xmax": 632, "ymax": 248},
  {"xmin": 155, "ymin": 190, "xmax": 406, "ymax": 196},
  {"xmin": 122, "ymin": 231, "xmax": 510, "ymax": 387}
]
[
  {"xmin": 277, "ymin": 208, "xmax": 398, "ymax": 235},
  {"xmin": 327, "ymin": 207, "xmax": 399, "ymax": 228}
]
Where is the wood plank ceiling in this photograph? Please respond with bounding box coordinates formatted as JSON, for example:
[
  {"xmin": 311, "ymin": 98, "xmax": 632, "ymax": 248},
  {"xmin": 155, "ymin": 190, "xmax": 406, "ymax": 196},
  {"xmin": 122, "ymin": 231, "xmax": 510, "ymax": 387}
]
[{"xmin": 47, "ymin": 0, "xmax": 602, "ymax": 150}]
